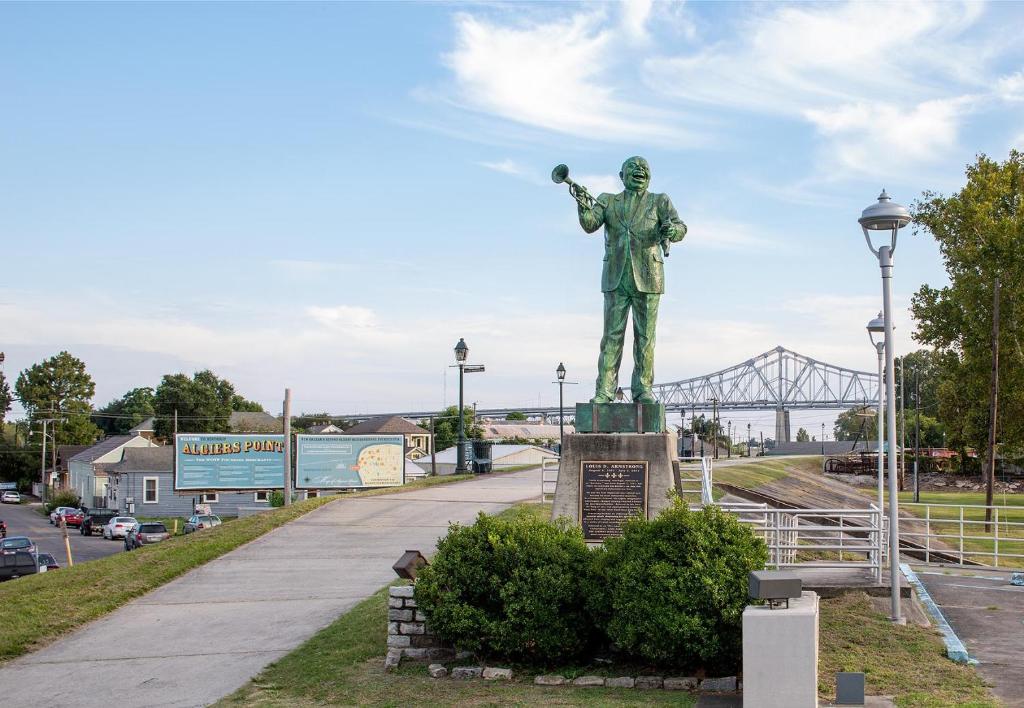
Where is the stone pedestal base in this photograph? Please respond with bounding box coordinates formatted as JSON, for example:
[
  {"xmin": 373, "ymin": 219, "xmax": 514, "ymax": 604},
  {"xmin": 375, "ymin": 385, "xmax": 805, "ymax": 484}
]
[
  {"xmin": 551, "ymin": 432, "xmax": 678, "ymax": 538},
  {"xmin": 742, "ymin": 591, "xmax": 819, "ymax": 708}
]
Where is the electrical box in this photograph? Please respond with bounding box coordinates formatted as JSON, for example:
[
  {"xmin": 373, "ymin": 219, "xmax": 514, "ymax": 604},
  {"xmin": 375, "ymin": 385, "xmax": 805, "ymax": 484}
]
[{"xmin": 748, "ymin": 570, "xmax": 803, "ymax": 603}]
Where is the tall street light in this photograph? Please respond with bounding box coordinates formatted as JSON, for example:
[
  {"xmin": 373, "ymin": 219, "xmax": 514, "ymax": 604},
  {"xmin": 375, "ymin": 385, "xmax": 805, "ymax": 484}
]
[
  {"xmin": 553, "ymin": 363, "xmax": 578, "ymax": 451},
  {"xmin": 867, "ymin": 312, "xmax": 886, "ymax": 519},
  {"xmin": 453, "ymin": 338, "xmax": 470, "ymax": 474},
  {"xmin": 859, "ymin": 190, "xmax": 911, "ymax": 623}
]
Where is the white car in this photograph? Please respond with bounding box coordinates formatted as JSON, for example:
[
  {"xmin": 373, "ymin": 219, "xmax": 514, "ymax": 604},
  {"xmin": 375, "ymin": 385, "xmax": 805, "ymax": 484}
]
[
  {"xmin": 1, "ymin": 491, "xmax": 20, "ymax": 504},
  {"xmin": 49, "ymin": 506, "xmax": 75, "ymax": 524},
  {"xmin": 103, "ymin": 517, "xmax": 138, "ymax": 540}
]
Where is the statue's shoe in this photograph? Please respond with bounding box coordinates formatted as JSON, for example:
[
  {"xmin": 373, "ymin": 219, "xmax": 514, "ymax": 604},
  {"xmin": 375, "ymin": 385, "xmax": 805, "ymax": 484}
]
[
  {"xmin": 590, "ymin": 394, "xmax": 613, "ymax": 403},
  {"xmin": 633, "ymin": 392, "xmax": 657, "ymax": 404}
]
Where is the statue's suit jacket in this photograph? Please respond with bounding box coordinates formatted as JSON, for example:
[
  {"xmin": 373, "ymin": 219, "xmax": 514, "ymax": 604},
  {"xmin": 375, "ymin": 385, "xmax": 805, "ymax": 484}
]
[{"xmin": 578, "ymin": 190, "xmax": 686, "ymax": 294}]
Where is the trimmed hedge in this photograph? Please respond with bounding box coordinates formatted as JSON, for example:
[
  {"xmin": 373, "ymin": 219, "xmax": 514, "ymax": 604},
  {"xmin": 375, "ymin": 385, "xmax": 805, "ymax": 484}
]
[
  {"xmin": 414, "ymin": 511, "xmax": 596, "ymax": 663},
  {"xmin": 594, "ymin": 499, "xmax": 769, "ymax": 669}
]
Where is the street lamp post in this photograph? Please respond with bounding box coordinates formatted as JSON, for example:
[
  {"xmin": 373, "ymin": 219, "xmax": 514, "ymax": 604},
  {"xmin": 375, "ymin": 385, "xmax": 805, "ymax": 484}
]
[
  {"xmin": 553, "ymin": 363, "xmax": 578, "ymax": 451},
  {"xmin": 859, "ymin": 190, "xmax": 911, "ymax": 624},
  {"xmin": 868, "ymin": 313, "xmax": 886, "ymax": 520},
  {"xmin": 454, "ymin": 338, "xmax": 469, "ymax": 474}
]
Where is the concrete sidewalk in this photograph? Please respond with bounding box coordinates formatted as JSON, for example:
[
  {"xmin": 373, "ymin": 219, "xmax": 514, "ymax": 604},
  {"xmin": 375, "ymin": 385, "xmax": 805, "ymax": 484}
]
[{"xmin": 0, "ymin": 470, "xmax": 542, "ymax": 707}]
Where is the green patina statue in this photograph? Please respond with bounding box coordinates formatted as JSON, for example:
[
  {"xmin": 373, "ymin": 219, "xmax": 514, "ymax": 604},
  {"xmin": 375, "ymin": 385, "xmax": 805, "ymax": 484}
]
[{"xmin": 553, "ymin": 157, "xmax": 687, "ymax": 404}]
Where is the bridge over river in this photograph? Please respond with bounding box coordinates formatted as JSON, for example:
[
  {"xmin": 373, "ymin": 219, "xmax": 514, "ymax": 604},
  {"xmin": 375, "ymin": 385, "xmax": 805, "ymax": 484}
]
[{"xmin": 346, "ymin": 346, "xmax": 880, "ymax": 442}]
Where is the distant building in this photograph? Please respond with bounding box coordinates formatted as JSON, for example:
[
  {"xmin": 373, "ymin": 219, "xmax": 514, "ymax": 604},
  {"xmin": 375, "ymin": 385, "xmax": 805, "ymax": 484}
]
[
  {"xmin": 479, "ymin": 423, "xmax": 573, "ymax": 442},
  {"xmin": 422, "ymin": 444, "xmax": 554, "ymax": 476},
  {"xmin": 229, "ymin": 411, "xmax": 283, "ymax": 433},
  {"xmin": 344, "ymin": 416, "xmax": 432, "ymax": 459},
  {"xmin": 55, "ymin": 445, "xmax": 90, "ymax": 489},
  {"xmin": 767, "ymin": 440, "xmax": 876, "ymax": 456},
  {"xmin": 306, "ymin": 423, "xmax": 346, "ymax": 434},
  {"xmin": 129, "ymin": 417, "xmax": 157, "ymax": 440},
  {"xmin": 68, "ymin": 435, "xmax": 160, "ymax": 508}
]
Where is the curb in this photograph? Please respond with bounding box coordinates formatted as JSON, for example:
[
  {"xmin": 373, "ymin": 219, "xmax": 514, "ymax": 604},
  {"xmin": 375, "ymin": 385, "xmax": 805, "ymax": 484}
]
[{"xmin": 900, "ymin": 563, "xmax": 977, "ymax": 665}]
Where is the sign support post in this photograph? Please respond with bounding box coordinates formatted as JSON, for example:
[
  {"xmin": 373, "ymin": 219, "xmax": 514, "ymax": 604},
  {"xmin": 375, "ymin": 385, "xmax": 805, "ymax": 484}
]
[{"xmin": 283, "ymin": 388, "xmax": 292, "ymax": 506}]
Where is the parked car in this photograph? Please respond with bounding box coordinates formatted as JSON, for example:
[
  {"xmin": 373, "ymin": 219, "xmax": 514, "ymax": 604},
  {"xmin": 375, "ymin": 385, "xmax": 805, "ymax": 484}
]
[
  {"xmin": 1, "ymin": 536, "xmax": 36, "ymax": 556},
  {"xmin": 1, "ymin": 491, "xmax": 20, "ymax": 504},
  {"xmin": 49, "ymin": 506, "xmax": 75, "ymax": 524},
  {"xmin": 125, "ymin": 523, "xmax": 170, "ymax": 550},
  {"xmin": 60, "ymin": 509, "xmax": 85, "ymax": 528},
  {"xmin": 0, "ymin": 551, "xmax": 38, "ymax": 581},
  {"xmin": 82, "ymin": 510, "xmax": 121, "ymax": 536},
  {"xmin": 102, "ymin": 517, "xmax": 138, "ymax": 540},
  {"xmin": 183, "ymin": 515, "xmax": 222, "ymax": 534},
  {"xmin": 36, "ymin": 552, "xmax": 59, "ymax": 572}
]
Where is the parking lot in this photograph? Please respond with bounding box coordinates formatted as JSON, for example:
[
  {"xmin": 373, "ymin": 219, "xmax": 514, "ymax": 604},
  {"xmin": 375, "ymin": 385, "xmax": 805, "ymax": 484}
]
[{"xmin": 1, "ymin": 499, "xmax": 126, "ymax": 565}]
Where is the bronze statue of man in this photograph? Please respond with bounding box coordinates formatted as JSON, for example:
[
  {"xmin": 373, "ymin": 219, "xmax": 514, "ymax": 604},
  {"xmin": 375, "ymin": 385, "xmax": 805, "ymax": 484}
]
[{"xmin": 575, "ymin": 156, "xmax": 686, "ymax": 403}]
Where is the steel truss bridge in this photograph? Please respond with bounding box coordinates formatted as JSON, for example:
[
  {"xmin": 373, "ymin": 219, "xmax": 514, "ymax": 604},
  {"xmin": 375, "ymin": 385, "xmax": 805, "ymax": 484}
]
[{"xmin": 345, "ymin": 347, "xmax": 879, "ymax": 441}]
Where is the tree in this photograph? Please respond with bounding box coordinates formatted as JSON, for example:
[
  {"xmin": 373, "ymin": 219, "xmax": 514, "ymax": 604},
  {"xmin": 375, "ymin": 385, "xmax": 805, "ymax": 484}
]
[
  {"xmin": 795, "ymin": 427, "xmax": 810, "ymax": 442},
  {"xmin": 96, "ymin": 387, "xmax": 155, "ymax": 436},
  {"xmin": 231, "ymin": 395, "xmax": 265, "ymax": 413},
  {"xmin": 14, "ymin": 351, "xmax": 101, "ymax": 445},
  {"xmin": 834, "ymin": 406, "xmax": 877, "ymax": 442},
  {"xmin": 153, "ymin": 370, "xmax": 238, "ymax": 439},
  {"xmin": 0, "ymin": 370, "xmax": 11, "ymax": 424},
  {"xmin": 291, "ymin": 412, "xmax": 352, "ymax": 433},
  {"xmin": 911, "ymin": 151, "xmax": 1024, "ymax": 460},
  {"xmin": 505, "ymin": 411, "xmax": 527, "ymax": 421},
  {"xmin": 425, "ymin": 406, "xmax": 483, "ymax": 452}
]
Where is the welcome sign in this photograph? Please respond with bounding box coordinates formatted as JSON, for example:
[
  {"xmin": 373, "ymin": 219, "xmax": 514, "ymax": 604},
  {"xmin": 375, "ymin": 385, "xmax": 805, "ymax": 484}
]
[
  {"xmin": 295, "ymin": 434, "xmax": 405, "ymax": 489},
  {"xmin": 174, "ymin": 434, "xmax": 286, "ymax": 490}
]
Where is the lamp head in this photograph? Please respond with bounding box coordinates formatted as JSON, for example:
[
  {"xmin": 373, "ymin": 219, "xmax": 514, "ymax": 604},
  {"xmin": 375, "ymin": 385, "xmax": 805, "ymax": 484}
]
[
  {"xmin": 556, "ymin": 362, "xmax": 566, "ymax": 381},
  {"xmin": 454, "ymin": 338, "xmax": 469, "ymax": 363},
  {"xmin": 615, "ymin": 387, "xmax": 625, "ymax": 401},
  {"xmin": 866, "ymin": 312, "xmax": 885, "ymax": 334},
  {"xmin": 859, "ymin": 190, "xmax": 911, "ymax": 231}
]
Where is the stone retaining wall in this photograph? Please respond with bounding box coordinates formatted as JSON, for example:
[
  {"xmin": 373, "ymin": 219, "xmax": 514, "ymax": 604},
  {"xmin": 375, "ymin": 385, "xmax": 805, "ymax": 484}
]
[{"xmin": 385, "ymin": 585, "xmax": 453, "ymax": 670}]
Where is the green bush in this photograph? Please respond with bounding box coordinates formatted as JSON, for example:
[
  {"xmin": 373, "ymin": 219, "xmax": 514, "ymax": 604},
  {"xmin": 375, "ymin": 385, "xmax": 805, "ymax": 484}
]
[
  {"xmin": 594, "ymin": 498, "xmax": 768, "ymax": 670},
  {"xmin": 269, "ymin": 491, "xmax": 284, "ymax": 507},
  {"xmin": 415, "ymin": 511, "xmax": 596, "ymax": 663},
  {"xmin": 45, "ymin": 489, "xmax": 81, "ymax": 513}
]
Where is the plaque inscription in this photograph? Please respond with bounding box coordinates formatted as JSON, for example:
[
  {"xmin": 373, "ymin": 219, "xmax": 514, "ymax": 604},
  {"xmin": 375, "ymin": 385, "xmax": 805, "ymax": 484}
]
[{"xmin": 579, "ymin": 460, "xmax": 648, "ymax": 541}]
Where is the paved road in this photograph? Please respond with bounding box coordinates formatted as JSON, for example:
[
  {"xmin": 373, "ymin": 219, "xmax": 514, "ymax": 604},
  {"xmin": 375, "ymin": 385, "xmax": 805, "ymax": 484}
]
[
  {"xmin": 916, "ymin": 568, "xmax": 1024, "ymax": 707},
  {"xmin": 0, "ymin": 469, "xmax": 542, "ymax": 707},
  {"xmin": 0, "ymin": 501, "xmax": 124, "ymax": 565}
]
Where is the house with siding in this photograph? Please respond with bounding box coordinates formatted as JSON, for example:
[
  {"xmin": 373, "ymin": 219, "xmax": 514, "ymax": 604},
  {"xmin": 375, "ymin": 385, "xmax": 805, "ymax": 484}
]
[
  {"xmin": 345, "ymin": 416, "xmax": 432, "ymax": 459},
  {"xmin": 68, "ymin": 435, "xmax": 160, "ymax": 508},
  {"xmin": 105, "ymin": 447, "xmax": 296, "ymax": 517}
]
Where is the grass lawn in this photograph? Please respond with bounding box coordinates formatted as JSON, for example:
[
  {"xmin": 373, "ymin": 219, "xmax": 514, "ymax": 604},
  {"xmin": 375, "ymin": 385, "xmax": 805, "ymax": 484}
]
[
  {"xmin": 0, "ymin": 472, "xmax": 476, "ymax": 662},
  {"xmin": 710, "ymin": 456, "xmax": 819, "ymax": 490},
  {"xmin": 220, "ymin": 587, "xmax": 994, "ymax": 708}
]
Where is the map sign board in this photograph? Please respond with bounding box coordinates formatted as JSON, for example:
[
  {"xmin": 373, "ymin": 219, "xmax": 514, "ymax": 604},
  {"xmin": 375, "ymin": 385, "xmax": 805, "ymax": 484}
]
[
  {"xmin": 174, "ymin": 434, "xmax": 285, "ymax": 490},
  {"xmin": 296, "ymin": 434, "xmax": 405, "ymax": 489}
]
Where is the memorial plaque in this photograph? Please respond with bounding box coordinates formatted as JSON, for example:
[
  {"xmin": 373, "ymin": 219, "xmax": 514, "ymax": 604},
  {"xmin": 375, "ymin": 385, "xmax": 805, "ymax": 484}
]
[{"xmin": 579, "ymin": 460, "xmax": 648, "ymax": 541}]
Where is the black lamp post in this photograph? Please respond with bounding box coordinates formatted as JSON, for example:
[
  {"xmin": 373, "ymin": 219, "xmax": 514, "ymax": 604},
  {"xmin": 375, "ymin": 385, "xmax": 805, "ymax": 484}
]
[
  {"xmin": 553, "ymin": 363, "xmax": 578, "ymax": 451},
  {"xmin": 454, "ymin": 338, "xmax": 469, "ymax": 474}
]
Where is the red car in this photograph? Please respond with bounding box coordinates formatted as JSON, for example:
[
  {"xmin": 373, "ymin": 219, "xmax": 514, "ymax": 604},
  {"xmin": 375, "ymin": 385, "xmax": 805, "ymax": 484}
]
[{"xmin": 61, "ymin": 509, "xmax": 85, "ymax": 528}]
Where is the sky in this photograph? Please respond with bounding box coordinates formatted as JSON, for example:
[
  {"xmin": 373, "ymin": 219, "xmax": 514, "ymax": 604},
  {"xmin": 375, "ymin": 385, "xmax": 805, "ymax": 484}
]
[{"xmin": 2, "ymin": 1, "xmax": 1023, "ymax": 440}]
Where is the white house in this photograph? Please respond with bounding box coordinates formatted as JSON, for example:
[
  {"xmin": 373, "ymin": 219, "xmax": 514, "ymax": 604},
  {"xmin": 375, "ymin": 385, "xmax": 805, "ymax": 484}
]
[{"xmin": 67, "ymin": 434, "xmax": 159, "ymax": 508}]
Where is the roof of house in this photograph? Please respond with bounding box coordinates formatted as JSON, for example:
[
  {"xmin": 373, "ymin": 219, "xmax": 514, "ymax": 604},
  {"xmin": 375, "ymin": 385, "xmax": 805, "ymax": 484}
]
[
  {"xmin": 129, "ymin": 416, "xmax": 155, "ymax": 434},
  {"xmin": 768, "ymin": 440, "xmax": 875, "ymax": 456},
  {"xmin": 109, "ymin": 446, "xmax": 174, "ymax": 472},
  {"xmin": 307, "ymin": 423, "xmax": 345, "ymax": 435},
  {"xmin": 69, "ymin": 436, "xmax": 135, "ymax": 465},
  {"xmin": 345, "ymin": 415, "xmax": 427, "ymax": 436},
  {"xmin": 229, "ymin": 411, "xmax": 283, "ymax": 433},
  {"xmin": 57, "ymin": 444, "xmax": 90, "ymax": 463},
  {"xmin": 480, "ymin": 424, "xmax": 575, "ymax": 440}
]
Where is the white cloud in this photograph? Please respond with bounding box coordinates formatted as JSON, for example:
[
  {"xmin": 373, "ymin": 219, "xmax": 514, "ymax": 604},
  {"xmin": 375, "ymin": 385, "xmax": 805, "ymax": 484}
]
[
  {"xmin": 441, "ymin": 10, "xmax": 700, "ymax": 146},
  {"xmin": 621, "ymin": 0, "xmax": 653, "ymax": 43},
  {"xmin": 996, "ymin": 71, "xmax": 1024, "ymax": 102},
  {"xmin": 683, "ymin": 217, "xmax": 784, "ymax": 252},
  {"xmin": 478, "ymin": 159, "xmax": 526, "ymax": 176},
  {"xmin": 305, "ymin": 305, "xmax": 378, "ymax": 329},
  {"xmin": 574, "ymin": 173, "xmax": 622, "ymax": 195}
]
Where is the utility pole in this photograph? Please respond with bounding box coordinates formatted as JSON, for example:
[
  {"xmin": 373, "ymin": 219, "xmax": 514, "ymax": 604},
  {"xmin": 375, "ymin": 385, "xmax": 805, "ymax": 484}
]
[
  {"xmin": 429, "ymin": 416, "xmax": 437, "ymax": 477},
  {"xmin": 760, "ymin": 431, "xmax": 764, "ymax": 456},
  {"xmin": 283, "ymin": 388, "xmax": 292, "ymax": 506},
  {"xmin": 727, "ymin": 420, "xmax": 732, "ymax": 458},
  {"xmin": 821, "ymin": 422, "xmax": 825, "ymax": 456},
  {"xmin": 900, "ymin": 357, "xmax": 906, "ymax": 491},
  {"xmin": 710, "ymin": 398, "xmax": 719, "ymax": 459},
  {"xmin": 914, "ymin": 368, "xmax": 920, "ymax": 503},
  {"xmin": 40, "ymin": 418, "xmax": 48, "ymax": 496},
  {"xmin": 747, "ymin": 422, "xmax": 752, "ymax": 457},
  {"xmin": 985, "ymin": 277, "xmax": 1000, "ymax": 531}
]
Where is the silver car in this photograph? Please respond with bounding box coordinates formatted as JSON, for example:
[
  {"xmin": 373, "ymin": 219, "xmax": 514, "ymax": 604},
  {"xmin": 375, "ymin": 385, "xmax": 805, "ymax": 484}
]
[
  {"xmin": 102, "ymin": 517, "xmax": 138, "ymax": 540},
  {"xmin": 184, "ymin": 514, "xmax": 222, "ymax": 534}
]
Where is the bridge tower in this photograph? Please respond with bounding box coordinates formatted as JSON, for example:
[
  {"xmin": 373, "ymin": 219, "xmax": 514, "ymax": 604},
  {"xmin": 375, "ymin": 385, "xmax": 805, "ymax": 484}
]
[{"xmin": 774, "ymin": 408, "xmax": 791, "ymax": 443}]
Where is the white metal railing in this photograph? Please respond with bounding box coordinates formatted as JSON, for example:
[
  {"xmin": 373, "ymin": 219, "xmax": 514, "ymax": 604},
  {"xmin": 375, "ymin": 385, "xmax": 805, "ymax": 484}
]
[
  {"xmin": 678, "ymin": 456, "xmax": 714, "ymax": 505},
  {"xmin": 541, "ymin": 457, "xmax": 559, "ymax": 502},
  {"xmin": 900, "ymin": 502, "xmax": 1024, "ymax": 568}
]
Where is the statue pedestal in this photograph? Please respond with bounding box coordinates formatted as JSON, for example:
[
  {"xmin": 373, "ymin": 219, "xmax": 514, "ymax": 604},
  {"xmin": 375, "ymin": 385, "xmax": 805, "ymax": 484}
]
[
  {"xmin": 551, "ymin": 431, "xmax": 678, "ymax": 542},
  {"xmin": 575, "ymin": 402, "xmax": 666, "ymax": 433}
]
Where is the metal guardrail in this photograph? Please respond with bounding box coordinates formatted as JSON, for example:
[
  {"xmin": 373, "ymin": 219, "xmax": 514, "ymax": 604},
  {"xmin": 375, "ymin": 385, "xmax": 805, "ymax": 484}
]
[
  {"xmin": 900, "ymin": 502, "xmax": 1024, "ymax": 568},
  {"xmin": 541, "ymin": 457, "xmax": 559, "ymax": 502},
  {"xmin": 678, "ymin": 456, "xmax": 714, "ymax": 506}
]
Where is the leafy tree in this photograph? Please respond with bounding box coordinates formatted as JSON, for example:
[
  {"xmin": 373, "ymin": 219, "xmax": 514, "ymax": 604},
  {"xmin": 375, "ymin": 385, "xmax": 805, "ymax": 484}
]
[
  {"xmin": 291, "ymin": 412, "xmax": 352, "ymax": 433},
  {"xmin": 911, "ymin": 151, "xmax": 1024, "ymax": 459},
  {"xmin": 425, "ymin": 405, "xmax": 483, "ymax": 452},
  {"xmin": 505, "ymin": 411, "xmax": 527, "ymax": 421},
  {"xmin": 795, "ymin": 427, "xmax": 810, "ymax": 442},
  {"xmin": 0, "ymin": 370, "xmax": 11, "ymax": 424},
  {"xmin": 230, "ymin": 394, "xmax": 265, "ymax": 413},
  {"xmin": 96, "ymin": 387, "xmax": 155, "ymax": 436},
  {"xmin": 14, "ymin": 351, "xmax": 101, "ymax": 445},
  {"xmin": 153, "ymin": 370, "xmax": 237, "ymax": 439},
  {"xmin": 834, "ymin": 406, "xmax": 878, "ymax": 442}
]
